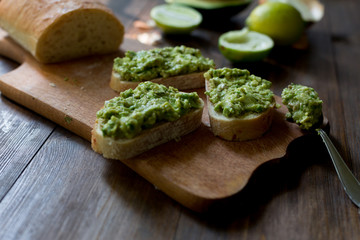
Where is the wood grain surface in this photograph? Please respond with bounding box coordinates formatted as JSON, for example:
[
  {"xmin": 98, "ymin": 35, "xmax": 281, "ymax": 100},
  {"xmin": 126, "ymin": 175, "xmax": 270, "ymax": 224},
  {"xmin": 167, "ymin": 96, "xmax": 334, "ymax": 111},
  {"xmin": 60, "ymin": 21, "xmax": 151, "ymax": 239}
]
[{"xmin": 1, "ymin": 0, "xmax": 360, "ymax": 239}]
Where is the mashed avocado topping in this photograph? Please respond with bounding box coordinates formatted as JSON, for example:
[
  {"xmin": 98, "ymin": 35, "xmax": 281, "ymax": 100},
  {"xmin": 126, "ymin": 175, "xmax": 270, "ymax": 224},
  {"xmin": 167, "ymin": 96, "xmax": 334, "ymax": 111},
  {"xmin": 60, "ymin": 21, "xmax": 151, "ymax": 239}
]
[
  {"xmin": 281, "ymin": 83, "xmax": 323, "ymax": 130},
  {"xmin": 96, "ymin": 82, "xmax": 202, "ymax": 139},
  {"xmin": 204, "ymin": 68, "xmax": 274, "ymax": 118},
  {"xmin": 113, "ymin": 45, "xmax": 215, "ymax": 82}
]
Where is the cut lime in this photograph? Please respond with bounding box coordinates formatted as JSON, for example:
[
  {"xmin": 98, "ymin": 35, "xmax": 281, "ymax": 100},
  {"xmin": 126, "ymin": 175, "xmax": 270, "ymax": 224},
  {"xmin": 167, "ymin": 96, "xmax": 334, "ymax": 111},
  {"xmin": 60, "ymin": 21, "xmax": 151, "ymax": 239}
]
[
  {"xmin": 150, "ymin": 4, "xmax": 202, "ymax": 34},
  {"xmin": 218, "ymin": 28, "xmax": 274, "ymax": 62}
]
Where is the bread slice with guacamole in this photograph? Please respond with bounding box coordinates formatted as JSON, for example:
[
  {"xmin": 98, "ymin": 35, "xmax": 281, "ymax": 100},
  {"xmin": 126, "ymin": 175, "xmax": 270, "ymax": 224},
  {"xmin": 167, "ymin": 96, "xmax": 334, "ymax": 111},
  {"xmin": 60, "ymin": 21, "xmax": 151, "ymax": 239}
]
[
  {"xmin": 110, "ymin": 45, "xmax": 215, "ymax": 92},
  {"xmin": 91, "ymin": 81, "xmax": 204, "ymax": 160},
  {"xmin": 204, "ymin": 68, "xmax": 276, "ymax": 141}
]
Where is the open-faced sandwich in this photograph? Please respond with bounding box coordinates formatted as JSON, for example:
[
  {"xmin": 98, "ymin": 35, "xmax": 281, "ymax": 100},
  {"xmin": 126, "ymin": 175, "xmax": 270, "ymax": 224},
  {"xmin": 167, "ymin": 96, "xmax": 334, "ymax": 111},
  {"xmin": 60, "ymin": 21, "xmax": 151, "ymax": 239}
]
[
  {"xmin": 91, "ymin": 81, "xmax": 204, "ymax": 160},
  {"xmin": 204, "ymin": 67, "xmax": 276, "ymax": 141},
  {"xmin": 110, "ymin": 45, "xmax": 215, "ymax": 92}
]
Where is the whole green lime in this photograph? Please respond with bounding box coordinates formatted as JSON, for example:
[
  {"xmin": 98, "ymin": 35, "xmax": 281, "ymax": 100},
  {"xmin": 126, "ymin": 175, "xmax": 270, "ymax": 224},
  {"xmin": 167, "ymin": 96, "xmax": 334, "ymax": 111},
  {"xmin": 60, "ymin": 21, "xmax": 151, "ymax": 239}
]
[{"xmin": 246, "ymin": 2, "xmax": 305, "ymax": 46}]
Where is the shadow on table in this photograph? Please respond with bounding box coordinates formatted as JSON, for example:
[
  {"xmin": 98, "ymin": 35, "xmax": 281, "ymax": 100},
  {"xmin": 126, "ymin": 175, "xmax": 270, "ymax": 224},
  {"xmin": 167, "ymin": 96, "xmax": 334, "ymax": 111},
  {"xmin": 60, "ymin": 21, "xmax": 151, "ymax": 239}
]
[
  {"xmin": 182, "ymin": 133, "xmax": 331, "ymax": 227},
  {"xmin": 103, "ymin": 130, "xmax": 331, "ymax": 230}
]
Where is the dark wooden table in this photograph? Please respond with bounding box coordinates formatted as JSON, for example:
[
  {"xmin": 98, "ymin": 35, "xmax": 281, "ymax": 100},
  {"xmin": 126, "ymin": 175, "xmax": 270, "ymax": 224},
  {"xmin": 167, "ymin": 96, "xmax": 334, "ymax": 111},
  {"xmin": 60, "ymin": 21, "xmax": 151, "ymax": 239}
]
[{"xmin": 1, "ymin": 0, "xmax": 359, "ymax": 239}]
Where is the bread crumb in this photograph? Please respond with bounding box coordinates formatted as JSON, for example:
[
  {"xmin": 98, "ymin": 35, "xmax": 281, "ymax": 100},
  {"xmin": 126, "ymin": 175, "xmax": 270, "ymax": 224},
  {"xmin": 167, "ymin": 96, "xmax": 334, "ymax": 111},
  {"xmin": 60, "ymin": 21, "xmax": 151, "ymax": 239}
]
[
  {"xmin": 64, "ymin": 115, "xmax": 72, "ymax": 124},
  {"xmin": 49, "ymin": 83, "xmax": 56, "ymax": 87},
  {"xmin": 133, "ymin": 20, "xmax": 154, "ymax": 30},
  {"xmin": 137, "ymin": 32, "xmax": 161, "ymax": 45}
]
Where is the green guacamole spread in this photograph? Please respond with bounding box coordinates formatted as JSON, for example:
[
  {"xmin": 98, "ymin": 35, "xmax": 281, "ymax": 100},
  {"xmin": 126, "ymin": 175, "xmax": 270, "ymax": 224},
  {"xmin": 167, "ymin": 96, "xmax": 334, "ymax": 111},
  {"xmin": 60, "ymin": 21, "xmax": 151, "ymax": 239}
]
[
  {"xmin": 113, "ymin": 45, "xmax": 215, "ymax": 82},
  {"xmin": 281, "ymin": 83, "xmax": 323, "ymax": 130},
  {"xmin": 96, "ymin": 82, "xmax": 202, "ymax": 139},
  {"xmin": 204, "ymin": 68, "xmax": 274, "ymax": 118}
]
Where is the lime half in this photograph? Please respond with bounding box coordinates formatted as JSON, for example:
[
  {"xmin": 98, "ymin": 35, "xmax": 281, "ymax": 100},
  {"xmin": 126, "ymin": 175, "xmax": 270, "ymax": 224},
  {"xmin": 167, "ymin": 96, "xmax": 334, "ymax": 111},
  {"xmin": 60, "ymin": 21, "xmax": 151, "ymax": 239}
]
[
  {"xmin": 150, "ymin": 4, "xmax": 202, "ymax": 34},
  {"xmin": 218, "ymin": 28, "xmax": 274, "ymax": 62}
]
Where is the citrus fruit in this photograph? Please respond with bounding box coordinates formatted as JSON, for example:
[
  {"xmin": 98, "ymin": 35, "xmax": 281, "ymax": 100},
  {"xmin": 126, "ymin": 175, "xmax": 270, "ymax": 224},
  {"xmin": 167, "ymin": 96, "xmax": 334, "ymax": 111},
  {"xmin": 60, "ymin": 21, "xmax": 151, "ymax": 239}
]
[
  {"xmin": 150, "ymin": 4, "xmax": 202, "ymax": 34},
  {"xmin": 264, "ymin": 0, "xmax": 324, "ymax": 23},
  {"xmin": 165, "ymin": 0, "xmax": 252, "ymax": 20},
  {"xmin": 245, "ymin": 2, "xmax": 305, "ymax": 46},
  {"xmin": 165, "ymin": 0, "xmax": 251, "ymax": 10},
  {"xmin": 218, "ymin": 28, "xmax": 274, "ymax": 62}
]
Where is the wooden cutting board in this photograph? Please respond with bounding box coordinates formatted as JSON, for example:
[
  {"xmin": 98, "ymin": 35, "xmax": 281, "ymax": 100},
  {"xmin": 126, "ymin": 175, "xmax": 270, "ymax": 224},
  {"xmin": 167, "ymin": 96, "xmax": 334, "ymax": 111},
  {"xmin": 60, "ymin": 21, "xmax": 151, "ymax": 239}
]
[{"xmin": 0, "ymin": 29, "xmax": 307, "ymax": 212}]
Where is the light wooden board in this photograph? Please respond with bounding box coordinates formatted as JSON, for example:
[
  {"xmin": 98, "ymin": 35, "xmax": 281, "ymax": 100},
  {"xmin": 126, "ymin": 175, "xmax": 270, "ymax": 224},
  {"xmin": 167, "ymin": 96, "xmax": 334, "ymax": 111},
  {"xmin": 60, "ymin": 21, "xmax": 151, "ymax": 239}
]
[{"xmin": 0, "ymin": 29, "xmax": 306, "ymax": 211}]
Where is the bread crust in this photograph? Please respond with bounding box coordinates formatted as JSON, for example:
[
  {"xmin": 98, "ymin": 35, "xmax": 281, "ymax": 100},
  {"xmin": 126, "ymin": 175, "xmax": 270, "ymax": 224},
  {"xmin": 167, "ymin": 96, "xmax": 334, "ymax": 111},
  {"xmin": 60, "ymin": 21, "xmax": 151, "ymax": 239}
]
[
  {"xmin": 205, "ymin": 80, "xmax": 275, "ymax": 141},
  {"xmin": 91, "ymin": 99, "xmax": 204, "ymax": 160},
  {"xmin": 110, "ymin": 70, "xmax": 206, "ymax": 92},
  {"xmin": 0, "ymin": 0, "xmax": 124, "ymax": 63}
]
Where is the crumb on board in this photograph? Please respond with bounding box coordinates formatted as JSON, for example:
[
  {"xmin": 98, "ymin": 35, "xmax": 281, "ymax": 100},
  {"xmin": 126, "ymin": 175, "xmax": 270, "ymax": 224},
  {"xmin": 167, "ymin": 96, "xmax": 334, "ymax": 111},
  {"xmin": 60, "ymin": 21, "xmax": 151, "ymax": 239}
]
[
  {"xmin": 64, "ymin": 115, "xmax": 73, "ymax": 124},
  {"xmin": 49, "ymin": 83, "xmax": 56, "ymax": 87},
  {"xmin": 137, "ymin": 32, "xmax": 161, "ymax": 45},
  {"xmin": 63, "ymin": 77, "xmax": 78, "ymax": 83},
  {"xmin": 133, "ymin": 20, "xmax": 155, "ymax": 30}
]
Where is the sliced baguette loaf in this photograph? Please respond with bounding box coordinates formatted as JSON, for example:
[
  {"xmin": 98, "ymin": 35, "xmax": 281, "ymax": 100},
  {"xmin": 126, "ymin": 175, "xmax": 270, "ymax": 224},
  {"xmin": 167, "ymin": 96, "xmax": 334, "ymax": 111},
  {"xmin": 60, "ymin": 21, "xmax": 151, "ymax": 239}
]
[
  {"xmin": 0, "ymin": 0, "xmax": 124, "ymax": 63},
  {"xmin": 205, "ymin": 68, "xmax": 275, "ymax": 141},
  {"xmin": 91, "ymin": 82, "xmax": 204, "ymax": 160}
]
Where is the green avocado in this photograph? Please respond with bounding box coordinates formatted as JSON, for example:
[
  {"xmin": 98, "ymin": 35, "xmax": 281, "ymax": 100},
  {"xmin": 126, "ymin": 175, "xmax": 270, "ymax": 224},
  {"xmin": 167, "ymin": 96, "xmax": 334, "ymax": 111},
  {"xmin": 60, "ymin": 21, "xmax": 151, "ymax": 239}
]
[
  {"xmin": 165, "ymin": 0, "xmax": 252, "ymax": 20},
  {"xmin": 281, "ymin": 83, "xmax": 323, "ymax": 130},
  {"xmin": 204, "ymin": 68, "xmax": 275, "ymax": 118},
  {"xmin": 113, "ymin": 45, "xmax": 215, "ymax": 82},
  {"xmin": 96, "ymin": 82, "xmax": 203, "ymax": 139}
]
